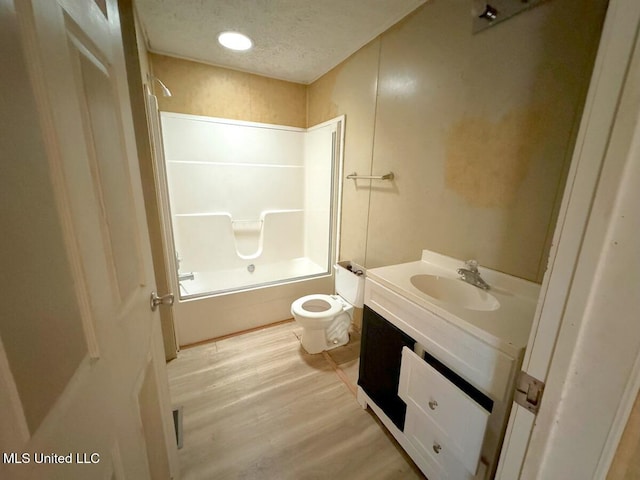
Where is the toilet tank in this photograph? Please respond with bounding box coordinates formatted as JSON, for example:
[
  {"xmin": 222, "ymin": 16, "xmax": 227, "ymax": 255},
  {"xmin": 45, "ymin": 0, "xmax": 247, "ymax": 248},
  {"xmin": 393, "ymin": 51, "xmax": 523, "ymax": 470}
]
[{"xmin": 335, "ymin": 261, "xmax": 366, "ymax": 308}]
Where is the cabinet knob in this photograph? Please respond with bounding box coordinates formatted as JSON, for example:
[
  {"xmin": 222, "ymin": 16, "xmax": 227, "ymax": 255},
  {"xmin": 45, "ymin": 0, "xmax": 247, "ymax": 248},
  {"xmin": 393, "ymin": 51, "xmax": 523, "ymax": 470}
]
[
  {"xmin": 428, "ymin": 399, "xmax": 438, "ymax": 410},
  {"xmin": 433, "ymin": 442, "xmax": 442, "ymax": 454}
]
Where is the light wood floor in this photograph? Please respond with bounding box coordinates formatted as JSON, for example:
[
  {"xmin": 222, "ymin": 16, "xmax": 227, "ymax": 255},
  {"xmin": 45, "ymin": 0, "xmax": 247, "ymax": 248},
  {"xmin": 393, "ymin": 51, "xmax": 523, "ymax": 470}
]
[{"xmin": 167, "ymin": 320, "xmax": 425, "ymax": 479}]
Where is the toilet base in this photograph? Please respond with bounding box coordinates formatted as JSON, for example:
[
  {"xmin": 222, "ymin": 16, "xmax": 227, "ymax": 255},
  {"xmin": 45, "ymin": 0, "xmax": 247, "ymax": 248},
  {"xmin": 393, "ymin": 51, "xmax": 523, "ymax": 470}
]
[
  {"xmin": 298, "ymin": 314, "xmax": 351, "ymax": 354},
  {"xmin": 300, "ymin": 329, "xmax": 349, "ymax": 355}
]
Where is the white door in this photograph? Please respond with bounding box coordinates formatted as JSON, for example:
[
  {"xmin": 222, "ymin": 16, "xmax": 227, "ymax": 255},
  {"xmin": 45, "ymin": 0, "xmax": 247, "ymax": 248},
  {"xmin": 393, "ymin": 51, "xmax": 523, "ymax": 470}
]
[
  {"xmin": 0, "ymin": 0, "xmax": 178, "ymax": 478},
  {"xmin": 496, "ymin": 0, "xmax": 640, "ymax": 477}
]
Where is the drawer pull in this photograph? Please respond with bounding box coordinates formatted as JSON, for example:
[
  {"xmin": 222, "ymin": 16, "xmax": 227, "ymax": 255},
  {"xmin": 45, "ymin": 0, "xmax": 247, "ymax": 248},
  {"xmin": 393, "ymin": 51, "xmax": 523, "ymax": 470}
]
[
  {"xmin": 433, "ymin": 442, "xmax": 442, "ymax": 454},
  {"xmin": 428, "ymin": 399, "xmax": 438, "ymax": 410}
]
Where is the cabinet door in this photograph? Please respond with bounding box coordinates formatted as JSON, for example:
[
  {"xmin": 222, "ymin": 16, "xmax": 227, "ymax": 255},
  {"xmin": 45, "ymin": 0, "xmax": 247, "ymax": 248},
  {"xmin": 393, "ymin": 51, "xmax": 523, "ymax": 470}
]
[{"xmin": 358, "ymin": 306, "xmax": 416, "ymax": 430}]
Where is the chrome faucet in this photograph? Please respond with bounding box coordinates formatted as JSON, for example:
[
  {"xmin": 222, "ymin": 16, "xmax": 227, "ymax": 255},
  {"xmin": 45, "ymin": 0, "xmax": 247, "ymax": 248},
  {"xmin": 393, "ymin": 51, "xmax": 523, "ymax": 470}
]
[{"xmin": 457, "ymin": 260, "xmax": 490, "ymax": 290}]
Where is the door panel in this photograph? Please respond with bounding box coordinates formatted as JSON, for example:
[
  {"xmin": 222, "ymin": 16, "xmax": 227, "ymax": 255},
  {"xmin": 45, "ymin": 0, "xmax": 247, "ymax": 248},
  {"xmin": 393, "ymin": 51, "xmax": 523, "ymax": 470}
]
[
  {"xmin": 67, "ymin": 23, "xmax": 143, "ymax": 301},
  {"xmin": 0, "ymin": 0, "xmax": 177, "ymax": 478},
  {"xmin": 138, "ymin": 358, "xmax": 171, "ymax": 479}
]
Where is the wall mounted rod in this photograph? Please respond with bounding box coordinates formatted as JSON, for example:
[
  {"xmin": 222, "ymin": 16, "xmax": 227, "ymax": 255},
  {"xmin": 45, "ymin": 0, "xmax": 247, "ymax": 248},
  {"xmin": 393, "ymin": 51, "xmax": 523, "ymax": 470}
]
[{"xmin": 346, "ymin": 172, "xmax": 394, "ymax": 180}]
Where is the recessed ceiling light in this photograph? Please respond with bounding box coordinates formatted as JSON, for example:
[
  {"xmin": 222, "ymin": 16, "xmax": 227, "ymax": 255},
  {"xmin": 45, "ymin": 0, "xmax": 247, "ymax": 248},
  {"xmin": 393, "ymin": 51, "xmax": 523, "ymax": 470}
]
[{"xmin": 218, "ymin": 32, "xmax": 253, "ymax": 51}]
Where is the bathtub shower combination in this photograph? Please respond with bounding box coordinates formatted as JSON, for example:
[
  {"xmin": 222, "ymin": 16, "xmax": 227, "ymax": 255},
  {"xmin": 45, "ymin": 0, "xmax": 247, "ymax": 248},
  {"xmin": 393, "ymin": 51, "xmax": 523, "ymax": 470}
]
[{"xmin": 161, "ymin": 113, "xmax": 342, "ymax": 299}]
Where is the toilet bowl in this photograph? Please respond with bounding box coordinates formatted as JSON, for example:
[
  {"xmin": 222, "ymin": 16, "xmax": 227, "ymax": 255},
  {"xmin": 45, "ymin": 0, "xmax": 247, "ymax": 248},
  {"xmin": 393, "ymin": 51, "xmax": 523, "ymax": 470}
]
[{"xmin": 291, "ymin": 262, "xmax": 365, "ymax": 354}]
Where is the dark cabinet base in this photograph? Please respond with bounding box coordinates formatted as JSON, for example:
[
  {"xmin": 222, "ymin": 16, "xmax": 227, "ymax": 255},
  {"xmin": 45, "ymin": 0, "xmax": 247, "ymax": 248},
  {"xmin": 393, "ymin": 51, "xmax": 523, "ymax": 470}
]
[{"xmin": 358, "ymin": 305, "xmax": 416, "ymax": 430}]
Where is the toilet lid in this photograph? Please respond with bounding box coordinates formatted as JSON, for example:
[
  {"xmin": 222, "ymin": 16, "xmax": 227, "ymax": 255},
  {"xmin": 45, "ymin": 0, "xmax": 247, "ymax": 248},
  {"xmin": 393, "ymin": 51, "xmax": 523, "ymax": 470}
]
[{"xmin": 291, "ymin": 294, "xmax": 343, "ymax": 318}]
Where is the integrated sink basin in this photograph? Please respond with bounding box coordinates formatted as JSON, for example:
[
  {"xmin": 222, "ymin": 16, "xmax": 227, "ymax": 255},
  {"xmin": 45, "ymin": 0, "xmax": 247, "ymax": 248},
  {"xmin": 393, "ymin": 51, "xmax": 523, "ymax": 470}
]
[
  {"xmin": 365, "ymin": 249, "xmax": 541, "ymax": 359},
  {"xmin": 410, "ymin": 274, "xmax": 500, "ymax": 311}
]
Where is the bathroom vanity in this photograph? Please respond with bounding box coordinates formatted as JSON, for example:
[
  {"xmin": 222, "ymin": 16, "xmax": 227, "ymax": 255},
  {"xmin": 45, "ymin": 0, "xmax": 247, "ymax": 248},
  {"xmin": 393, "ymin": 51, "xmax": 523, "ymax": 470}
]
[{"xmin": 357, "ymin": 250, "xmax": 539, "ymax": 480}]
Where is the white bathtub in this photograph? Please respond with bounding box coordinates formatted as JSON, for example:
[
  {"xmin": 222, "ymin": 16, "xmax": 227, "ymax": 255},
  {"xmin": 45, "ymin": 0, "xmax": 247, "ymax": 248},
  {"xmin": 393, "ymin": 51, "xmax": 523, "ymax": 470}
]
[
  {"xmin": 173, "ymin": 270, "xmax": 333, "ymax": 346},
  {"xmin": 178, "ymin": 257, "xmax": 326, "ymax": 298}
]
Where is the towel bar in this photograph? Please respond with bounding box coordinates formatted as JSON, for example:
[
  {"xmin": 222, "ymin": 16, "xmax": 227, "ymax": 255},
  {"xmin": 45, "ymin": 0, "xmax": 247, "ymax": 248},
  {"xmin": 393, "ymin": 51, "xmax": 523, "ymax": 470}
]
[{"xmin": 346, "ymin": 172, "xmax": 394, "ymax": 180}]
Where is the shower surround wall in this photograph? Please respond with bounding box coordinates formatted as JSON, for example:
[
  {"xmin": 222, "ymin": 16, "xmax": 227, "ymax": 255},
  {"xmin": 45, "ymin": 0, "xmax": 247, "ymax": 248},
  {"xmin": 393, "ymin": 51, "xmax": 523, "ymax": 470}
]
[{"xmin": 162, "ymin": 113, "xmax": 336, "ymax": 297}]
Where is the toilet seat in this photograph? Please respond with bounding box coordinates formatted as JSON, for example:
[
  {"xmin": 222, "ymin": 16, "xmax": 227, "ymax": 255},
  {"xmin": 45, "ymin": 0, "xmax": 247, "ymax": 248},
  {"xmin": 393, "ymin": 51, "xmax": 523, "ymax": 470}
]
[{"xmin": 291, "ymin": 294, "xmax": 344, "ymax": 319}]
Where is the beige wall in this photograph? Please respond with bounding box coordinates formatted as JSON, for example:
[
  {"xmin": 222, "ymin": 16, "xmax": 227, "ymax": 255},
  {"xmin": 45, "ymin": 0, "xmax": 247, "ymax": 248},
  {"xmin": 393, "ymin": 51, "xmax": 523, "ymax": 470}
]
[
  {"xmin": 308, "ymin": 40, "xmax": 381, "ymax": 266},
  {"xmin": 147, "ymin": 0, "xmax": 605, "ymax": 282},
  {"xmin": 309, "ymin": 0, "xmax": 606, "ymax": 282},
  {"xmin": 150, "ymin": 53, "xmax": 307, "ymax": 128}
]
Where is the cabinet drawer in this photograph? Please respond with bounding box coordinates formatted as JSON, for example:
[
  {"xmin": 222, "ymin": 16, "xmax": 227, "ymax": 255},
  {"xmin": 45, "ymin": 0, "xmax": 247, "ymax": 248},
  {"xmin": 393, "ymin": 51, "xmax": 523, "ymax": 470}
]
[
  {"xmin": 404, "ymin": 406, "xmax": 485, "ymax": 480},
  {"xmin": 399, "ymin": 347, "xmax": 489, "ymax": 474}
]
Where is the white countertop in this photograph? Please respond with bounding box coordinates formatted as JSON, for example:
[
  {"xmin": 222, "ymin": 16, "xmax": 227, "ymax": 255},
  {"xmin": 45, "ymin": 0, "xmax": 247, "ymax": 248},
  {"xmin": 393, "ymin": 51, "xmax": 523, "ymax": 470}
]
[{"xmin": 366, "ymin": 250, "xmax": 541, "ymax": 355}]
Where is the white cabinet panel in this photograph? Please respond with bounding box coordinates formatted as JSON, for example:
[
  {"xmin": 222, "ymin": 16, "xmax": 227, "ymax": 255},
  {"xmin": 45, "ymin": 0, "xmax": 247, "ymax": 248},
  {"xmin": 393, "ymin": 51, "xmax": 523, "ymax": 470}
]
[
  {"xmin": 399, "ymin": 347, "xmax": 489, "ymax": 474},
  {"xmin": 366, "ymin": 279, "xmax": 515, "ymax": 401},
  {"xmin": 404, "ymin": 406, "xmax": 481, "ymax": 480}
]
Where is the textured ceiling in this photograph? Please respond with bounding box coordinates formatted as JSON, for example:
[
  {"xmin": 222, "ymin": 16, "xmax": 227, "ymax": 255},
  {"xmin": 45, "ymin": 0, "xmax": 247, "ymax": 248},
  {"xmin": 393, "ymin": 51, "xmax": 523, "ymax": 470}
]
[{"xmin": 135, "ymin": 0, "xmax": 427, "ymax": 84}]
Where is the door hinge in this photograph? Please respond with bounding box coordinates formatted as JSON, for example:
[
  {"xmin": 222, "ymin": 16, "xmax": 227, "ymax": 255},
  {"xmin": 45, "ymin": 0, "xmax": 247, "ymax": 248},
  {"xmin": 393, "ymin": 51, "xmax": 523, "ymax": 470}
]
[{"xmin": 514, "ymin": 371, "xmax": 545, "ymax": 414}]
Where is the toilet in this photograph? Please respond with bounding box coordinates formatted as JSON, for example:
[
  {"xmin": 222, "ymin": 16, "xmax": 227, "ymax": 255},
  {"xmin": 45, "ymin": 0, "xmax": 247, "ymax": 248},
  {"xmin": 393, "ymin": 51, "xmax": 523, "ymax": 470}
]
[{"xmin": 291, "ymin": 261, "xmax": 365, "ymax": 354}]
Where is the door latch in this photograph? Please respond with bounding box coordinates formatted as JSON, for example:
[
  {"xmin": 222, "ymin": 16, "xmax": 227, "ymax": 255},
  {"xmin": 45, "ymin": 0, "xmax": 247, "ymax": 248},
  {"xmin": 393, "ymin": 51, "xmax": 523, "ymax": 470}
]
[
  {"xmin": 150, "ymin": 291, "xmax": 174, "ymax": 311},
  {"xmin": 514, "ymin": 371, "xmax": 545, "ymax": 414}
]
